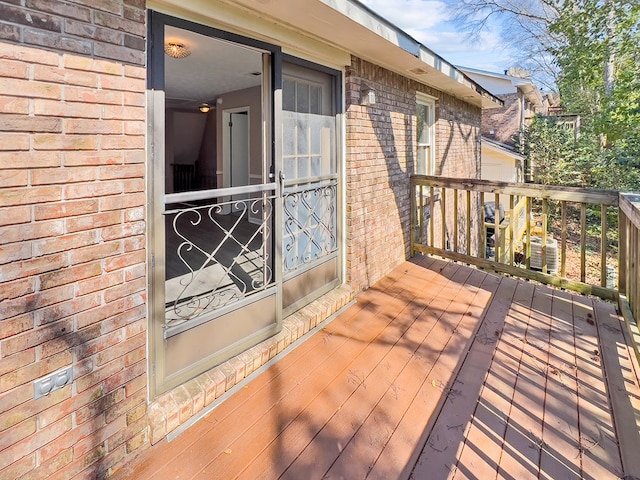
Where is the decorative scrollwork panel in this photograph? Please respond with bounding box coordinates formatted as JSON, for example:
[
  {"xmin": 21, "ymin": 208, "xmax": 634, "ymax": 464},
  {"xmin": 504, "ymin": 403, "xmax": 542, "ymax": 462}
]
[
  {"xmin": 283, "ymin": 181, "xmax": 337, "ymax": 273},
  {"xmin": 164, "ymin": 194, "xmax": 274, "ymax": 328}
]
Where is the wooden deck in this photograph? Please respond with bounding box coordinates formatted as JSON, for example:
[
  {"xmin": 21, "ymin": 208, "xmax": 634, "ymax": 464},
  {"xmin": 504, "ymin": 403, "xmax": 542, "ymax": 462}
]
[{"xmin": 116, "ymin": 257, "xmax": 640, "ymax": 479}]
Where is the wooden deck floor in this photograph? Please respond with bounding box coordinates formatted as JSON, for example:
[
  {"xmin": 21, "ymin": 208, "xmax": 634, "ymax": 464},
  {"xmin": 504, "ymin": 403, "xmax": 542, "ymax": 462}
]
[{"xmin": 116, "ymin": 257, "xmax": 640, "ymax": 479}]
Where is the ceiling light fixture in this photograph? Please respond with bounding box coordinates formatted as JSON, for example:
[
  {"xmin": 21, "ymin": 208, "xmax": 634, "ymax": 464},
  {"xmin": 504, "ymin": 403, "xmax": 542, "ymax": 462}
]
[
  {"xmin": 199, "ymin": 103, "xmax": 211, "ymax": 113},
  {"xmin": 165, "ymin": 41, "xmax": 191, "ymax": 59}
]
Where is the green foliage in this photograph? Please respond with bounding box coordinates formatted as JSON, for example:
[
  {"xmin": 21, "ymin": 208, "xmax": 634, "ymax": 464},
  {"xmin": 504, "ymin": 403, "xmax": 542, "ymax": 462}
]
[
  {"xmin": 550, "ymin": 0, "xmax": 640, "ymax": 159},
  {"xmin": 518, "ymin": 116, "xmax": 640, "ymax": 191}
]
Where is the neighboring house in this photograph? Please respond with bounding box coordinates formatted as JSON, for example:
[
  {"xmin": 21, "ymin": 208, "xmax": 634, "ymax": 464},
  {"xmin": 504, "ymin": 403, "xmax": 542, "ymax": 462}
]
[
  {"xmin": 457, "ymin": 67, "xmax": 544, "ymax": 260},
  {"xmin": 0, "ymin": 1, "xmax": 501, "ymax": 478}
]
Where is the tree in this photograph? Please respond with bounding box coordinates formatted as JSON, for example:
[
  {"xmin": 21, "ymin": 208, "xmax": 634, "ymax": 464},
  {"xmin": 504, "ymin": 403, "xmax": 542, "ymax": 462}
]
[{"xmin": 448, "ymin": 0, "xmax": 640, "ymax": 182}]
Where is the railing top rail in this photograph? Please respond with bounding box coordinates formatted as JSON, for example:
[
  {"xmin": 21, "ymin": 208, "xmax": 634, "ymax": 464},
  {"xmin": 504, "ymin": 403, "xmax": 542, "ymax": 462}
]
[
  {"xmin": 620, "ymin": 192, "xmax": 640, "ymax": 228},
  {"xmin": 411, "ymin": 175, "xmax": 619, "ymax": 206}
]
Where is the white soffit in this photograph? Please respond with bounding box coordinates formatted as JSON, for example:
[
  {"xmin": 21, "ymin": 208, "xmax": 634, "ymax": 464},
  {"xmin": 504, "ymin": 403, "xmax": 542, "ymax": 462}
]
[{"xmin": 152, "ymin": 0, "xmax": 502, "ymax": 109}]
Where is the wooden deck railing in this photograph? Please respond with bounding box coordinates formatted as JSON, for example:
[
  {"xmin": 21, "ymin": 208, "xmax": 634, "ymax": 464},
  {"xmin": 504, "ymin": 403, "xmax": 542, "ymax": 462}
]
[
  {"xmin": 410, "ymin": 176, "xmax": 630, "ymax": 302},
  {"xmin": 619, "ymin": 193, "xmax": 640, "ymax": 326}
]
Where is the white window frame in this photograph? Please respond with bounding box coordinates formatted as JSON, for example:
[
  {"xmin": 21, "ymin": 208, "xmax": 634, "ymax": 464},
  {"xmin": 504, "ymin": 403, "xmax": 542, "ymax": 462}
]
[{"xmin": 416, "ymin": 93, "xmax": 436, "ymax": 175}]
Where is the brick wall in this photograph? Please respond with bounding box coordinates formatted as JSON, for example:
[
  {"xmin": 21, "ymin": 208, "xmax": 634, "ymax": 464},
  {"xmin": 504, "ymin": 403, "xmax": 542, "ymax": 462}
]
[
  {"xmin": 345, "ymin": 57, "xmax": 481, "ymax": 292},
  {"xmin": 0, "ymin": 1, "xmax": 147, "ymax": 479}
]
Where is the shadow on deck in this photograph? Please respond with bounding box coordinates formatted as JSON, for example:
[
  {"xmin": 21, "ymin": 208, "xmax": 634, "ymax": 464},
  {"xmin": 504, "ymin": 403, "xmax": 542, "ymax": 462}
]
[{"xmin": 115, "ymin": 257, "xmax": 640, "ymax": 479}]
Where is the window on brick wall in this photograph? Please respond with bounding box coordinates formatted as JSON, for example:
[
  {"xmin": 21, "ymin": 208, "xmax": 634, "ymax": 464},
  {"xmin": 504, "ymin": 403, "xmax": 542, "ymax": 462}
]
[{"xmin": 416, "ymin": 94, "xmax": 436, "ymax": 175}]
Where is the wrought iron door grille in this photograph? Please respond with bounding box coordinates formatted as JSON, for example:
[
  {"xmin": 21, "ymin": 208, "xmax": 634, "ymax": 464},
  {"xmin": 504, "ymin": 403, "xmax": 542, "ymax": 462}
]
[
  {"xmin": 283, "ymin": 179, "xmax": 337, "ymax": 272},
  {"xmin": 164, "ymin": 192, "xmax": 275, "ymax": 329}
]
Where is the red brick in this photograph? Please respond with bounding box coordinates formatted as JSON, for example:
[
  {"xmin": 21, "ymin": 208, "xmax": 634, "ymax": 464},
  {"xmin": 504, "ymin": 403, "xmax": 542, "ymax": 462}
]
[
  {"xmin": 0, "ymin": 416, "xmax": 72, "ymax": 471},
  {"xmin": 94, "ymin": 41, "xmax": 144, "ymax": 65},
  {"xmin": 33, "ymin": 134, "xmax": 98, "ymax": 151},
  {"xmin": 0, "ymin": 277, "xmax": 35, "ymax": 302},
  {"xmin": 0, "ymin": 453, "xmax": 36, "ymax": 480},
  {"xmin": 0, "ymin": 58, "xmax": 28, "ymax": 79},
  {"xmin": 0, "ymin": 204, "xmax": 31, "ymax": 226},
  {"xmin": 123, "ymin": 235, "xmax": 144, "ymax": 252},
  {"xmin": 123, "ymin": 149, "xmax": 144, "ymax": 164},
  {"xmin": 104, "ymin": 250, "xmax": 145, "ymax": 272},
  {"xmin": 23, "ymin": 449, "xmax": 74, "ymax": 480},
  {"xmin": 123, "ymin": 345, "xmax": 145, "ymax": 368},
  {"xmin": 40, "ymin": 324, "xmax": 102, "ymax": 359},
  {"xmin": 102, "ymin": 105, "xmax": 144, "ymax": 120},
  {"xmin": 99, "ymin": 164, "xmax": 143, "ymax": 180},
  {"xmin": 0, "ymin": 350, "xmax": 72, "ymax": 393},
  {"xmin": 40, "ymin": 261, "xmax": 102, "ymax": 290},
  {"xmin": 103, "ymin": 360, "xmax": 145, "ymax": 395},
  {"xmin": 0, "ymin": 386, "xmax": 70, "ymax": 436},
  {"xmin": 96, "ymin": 333, "xmax": 144, "ymax": 368},
  {"xmin": 0, "ymin": 42, "xmax": 58, "ymax": 66},
  {"xmin": 75, "ymin": 298, "xmax": 130, "ymax": 329},
  {"xmin": 0, "ymin": 383, "xmax": 31, "ymax": 417},
  {"xmin": 75, "ymin": 357, "xmax": 125, "ymax": 393},
  {"xmin": 77, "ymin": 329, "xmax": 124, "ymax": 361},
  {"xmin": 65, "ymin": 211, "xmax": 122, "ymax": 233},
  {"xmin": 0, "ymin": 417, "xmax": 36, "ymax": 451},
  {"xmin": 72, "ymin": 415, "xmax": 126, "ymax": 460},
  {"xmin": 0, "ymin": 151, "xmax": 61, "ymax": 169},
  {"xmin": 65, "ymin": 119, "xmax": 123, "ymax": 135},
  {"xmin": 101, "ymin": 134, "xmax": 145, "ymax": 150},
  {"xmin": 0, "ymin": 95, "xmax": 29, "ymax": 114},
  {"xmin": 64, "ymin": 180, "xmax": 123, "ymax": 200},
  {"xmin": 38, "ymin": 385, "xmax": 103, "ymax": 430},
  {"xmin": 100, "ymin": 75, "xmax": 145, "ymax": 94},
  {"xmin": 0, "ymin": 318, "xmax": 73, "ymax": 356},
  {"xmin": 0, "ymin": 348, "xmax": 35, "ymax": 377},
  {"xmin": 36, "ymin": 292, "xmax": 102, "ymax": 325},
  {"xmin": 64, "ymin": 86, "xmax": 122, "ymax": 105},
  {"xmin": 0, "ymin": 284, "xmax": 74, "ymax": 322},
  {"xmin": 31, "ymin": 166, "xmax": 98, "ymax": 185},
  {"xmin": 100, "ymin": 192, "xmax": 144, "ymax": 211},
  {"xmin": 100, "ymin": 304, "xmax": 145, "ymax": 335},
  {"xmin": 0, "ymin": 114, "xmax": 62, "ymax": 133},
  {"xmin": 0, "ymin": 314, "xmax": 33, "ymax": 340},
  {"xmin": 63, "ymin": 55, "xmax": 124, "ymax": 76},
  {"xmin": 147, "ymin": 402, "xmax": 167, "ymax": 445},
  {"xmin": 124, "ymin": 420, "xmax": 148, "ymax": 454},
  {"xmin": 76, "ymin": 270, "xmax": 123, "ymax": 296},
  {"xmin": 33, "ymin": 64, "xmax": 98, "ymax": 87},
  {"xmin": 33, "ymin": 99, "xmax": 101, "ymax": 119},
  {"xmin": 76, "ymin": 387, "xmax": 125, "ymax": 425},
  {"xmin": 123, "ymin": 92, "xmax": 144, "ymax": 107},
  {"xmin": 124, "ymin": 65, "xmax": 145, "ymax": 79},
  {"xmin": 103, "ymin": 277, "xmax": 145, "ymax": 304},
  {"xmin": 40, "ymin": 418, "xmax": 105, "ymax": 466},
  {"xmin": 0, "ymin": 132, "xmax": 29, "ymax": 151},
  {"xmin": 64, "ymin": 150, "xmax": 123, "ymax": 166},
  {"xmin": 0, "ymin": 78, "xmax": 62, "ymax": 100},
  {"xmin": 0, "ymin": 219, "xmax": 64, "ymax": 245},
  {"xmin": 100, "ymin": 220, "xmax": 144, "ymax": 241},
  {"xmin": 124, "ymin": 263, "xmax": 145, "ymax": 282},
  {"xmin": 0, "ymin": 254, "xmax": 66, "ymax": 284},
  {"xmin": 34, "ymin": 199, "xmax": 99, "ymax": 220},
  {"xmin": 124, "ymin": 317, "xmax": 145, "ymax": 337},
  {"xmin": 0, "ymin": 168, "xmax": 27, "ymax": 187},
  {"xmin": 123, "ymin": 120, "xmax": 145, "ymax": 136},
  {"xmin": 69, "ymin": 241, "xmax": 122, "ymax": 266},
  {"xmin": 0, "ymin": 185, "xmax": 62, "ymax": 207},
  {"xmin": 33, "ymin": 230, "xmax": 97, "ymax": 256},
  {"xmin": 27, "ymin": 0, "xmax": 91, "ymax": 22},
  {"xmin": 105, "ymin": 388, "xmax": 145, "ymax": 426}
]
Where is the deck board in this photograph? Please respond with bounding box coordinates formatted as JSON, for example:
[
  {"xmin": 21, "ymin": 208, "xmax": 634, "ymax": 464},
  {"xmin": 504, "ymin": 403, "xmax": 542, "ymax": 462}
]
[{"xmin": 114, "ymin": 259, "xmax": 640, "ymax": 480}]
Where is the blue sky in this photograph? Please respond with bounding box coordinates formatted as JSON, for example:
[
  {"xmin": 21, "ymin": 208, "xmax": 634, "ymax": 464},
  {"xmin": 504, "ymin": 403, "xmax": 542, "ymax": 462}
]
[{"xmin": 360, "ymin": 0, "xmax": 516, "ymax": 74}]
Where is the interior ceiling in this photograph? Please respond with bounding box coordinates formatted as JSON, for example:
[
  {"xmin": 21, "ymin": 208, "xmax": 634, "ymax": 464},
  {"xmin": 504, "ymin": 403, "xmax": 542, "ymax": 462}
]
[{"xmin": 164, "ymin": 25, "xmax": 263, "ymax": 108}]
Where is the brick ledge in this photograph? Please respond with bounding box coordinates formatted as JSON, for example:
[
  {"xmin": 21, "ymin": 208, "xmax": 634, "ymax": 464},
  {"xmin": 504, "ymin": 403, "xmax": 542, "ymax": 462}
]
[{"xmin": 147, "ymin": 284, "xmax": 355, "ymax": 444}]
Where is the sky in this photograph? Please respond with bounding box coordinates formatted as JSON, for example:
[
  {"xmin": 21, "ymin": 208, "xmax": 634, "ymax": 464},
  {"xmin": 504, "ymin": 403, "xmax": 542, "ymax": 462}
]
[{"xmin": 359, "ymin": 0, "xmax": 516, "ymax": 75}]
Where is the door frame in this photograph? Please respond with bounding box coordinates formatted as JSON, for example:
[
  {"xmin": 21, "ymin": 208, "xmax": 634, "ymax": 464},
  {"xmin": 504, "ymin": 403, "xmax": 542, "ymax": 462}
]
[{"xmin": 147, "ymin": 11, "xmax": 283, "ymax": 398}]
